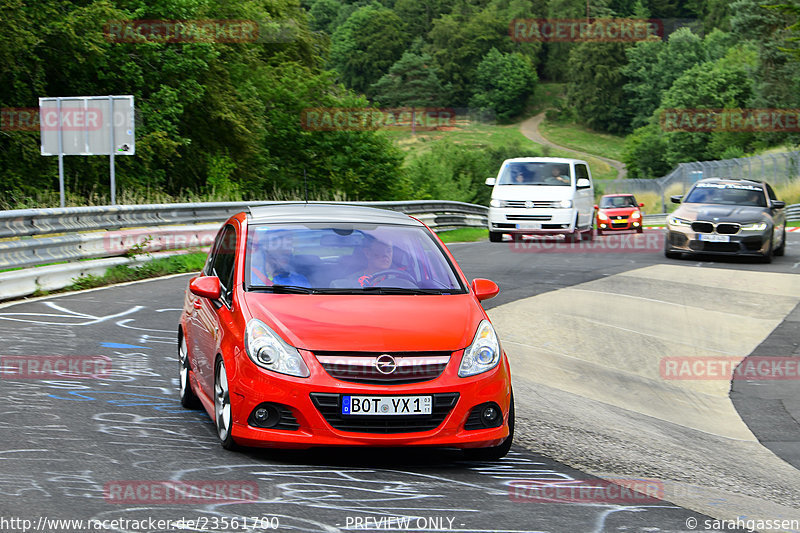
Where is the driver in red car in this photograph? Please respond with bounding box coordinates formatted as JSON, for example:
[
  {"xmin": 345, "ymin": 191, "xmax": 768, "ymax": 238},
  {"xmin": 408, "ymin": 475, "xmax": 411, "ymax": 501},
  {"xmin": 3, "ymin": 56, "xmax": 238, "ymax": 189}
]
[{"xmin": 332, "ymin": 236, "xmax": 396, "ymax": 288}]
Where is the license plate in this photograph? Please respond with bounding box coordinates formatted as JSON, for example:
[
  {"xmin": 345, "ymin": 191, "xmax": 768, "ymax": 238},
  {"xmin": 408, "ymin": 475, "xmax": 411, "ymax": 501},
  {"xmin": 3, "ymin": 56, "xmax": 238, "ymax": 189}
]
[
  {"xmin": 699, "ymin": 234, "xmax": 730, "ymax": 242},
  {"xmin": 516, "ymin": 223, "xmax": 541, "ymax": 230},
  {"xmin": 342, "ymin": 395, "xmax": 432, "ymax": 416},
  {"xmin": 613, "ymin": 219, "xmax": 628, "ymax": 223}
]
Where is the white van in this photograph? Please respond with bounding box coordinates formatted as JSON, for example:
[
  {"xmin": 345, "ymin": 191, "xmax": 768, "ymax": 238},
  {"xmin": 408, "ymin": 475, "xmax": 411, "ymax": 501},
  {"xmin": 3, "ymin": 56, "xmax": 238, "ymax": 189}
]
[{"xmin": 485, "ymin": 157, "xmax": 595, "ymax": 242}]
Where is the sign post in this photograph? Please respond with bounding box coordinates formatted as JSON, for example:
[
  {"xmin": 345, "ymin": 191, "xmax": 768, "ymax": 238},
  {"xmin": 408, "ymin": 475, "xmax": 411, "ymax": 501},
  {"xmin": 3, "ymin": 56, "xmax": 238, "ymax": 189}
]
[{"xmin": 40, "ymin": 95, "xmax": 135, "ymax": 206}]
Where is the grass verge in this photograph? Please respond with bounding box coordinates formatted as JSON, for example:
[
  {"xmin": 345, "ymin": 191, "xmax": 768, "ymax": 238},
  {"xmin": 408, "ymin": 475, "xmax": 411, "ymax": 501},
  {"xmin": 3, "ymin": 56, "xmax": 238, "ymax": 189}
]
[
  {"xmin": 538, "ymin": 119, "xmax": 627, "ymax": 163},
  {"xmin": 437, "ymin": 227, "xmax": 488, "ymax": 243},
  {"xmin": 68, "ymin": 253, "xmax": 207, "ymax": 292}
]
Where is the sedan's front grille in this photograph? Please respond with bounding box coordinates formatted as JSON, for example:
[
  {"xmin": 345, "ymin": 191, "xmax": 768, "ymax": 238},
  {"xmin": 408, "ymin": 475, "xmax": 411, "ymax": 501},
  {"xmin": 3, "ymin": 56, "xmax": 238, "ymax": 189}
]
[
  {"xmin": 315, "ymin": 352, "xmax": 450, "ymax": 385},
  {"xmin": 309, "ymin": 392, "xmax": 460, "ymax": 434},
  {"xmin": 715, "ymin": 223, "xmax": 740, "ymax": 235},
  {"xmin": 692, "ymin": 221, "xmax": 714, "ymax": 233}
]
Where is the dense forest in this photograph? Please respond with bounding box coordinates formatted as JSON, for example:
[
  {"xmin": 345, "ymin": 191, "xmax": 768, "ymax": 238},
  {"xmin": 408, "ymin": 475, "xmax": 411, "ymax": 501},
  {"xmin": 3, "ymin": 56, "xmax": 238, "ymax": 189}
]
[{"xmin": 0, "ymin": 0, "xmax": 798, "ymax": 208}]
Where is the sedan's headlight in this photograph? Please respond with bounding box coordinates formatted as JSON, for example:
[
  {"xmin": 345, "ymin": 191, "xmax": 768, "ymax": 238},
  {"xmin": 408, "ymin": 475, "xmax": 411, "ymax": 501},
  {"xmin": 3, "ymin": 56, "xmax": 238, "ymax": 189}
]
[
  {"xmin": 668, "ymin": 216, "xmax": 691, "ymax": 227},
  {"xmin": 245, "ymin": 319, "xmax": 310, "ymax": 378},
  {"xmin": 741, "ymin": 221, "xmax": 768, "ymax": 231},
  {"xmin": 459, "ymin": 320, "xmax": 501, "ymax": 377},
  {"xmin": 551, "ymin": 199, "xmax": 573, "ymax": 208},
  {"xmin": 490, "ymin": 198, "xmax": 502, "ymax": 208}
]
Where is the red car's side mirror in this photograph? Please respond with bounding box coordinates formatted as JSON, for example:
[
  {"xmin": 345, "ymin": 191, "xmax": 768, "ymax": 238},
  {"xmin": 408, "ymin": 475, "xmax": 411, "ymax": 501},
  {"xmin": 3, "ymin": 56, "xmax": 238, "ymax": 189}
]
[
  {"xmin": 639, "ymin": 203, "xmax": 644, "ymax": 207},
  {"xmin": 190, "ymin": 276, "xmax": 221, "ymax": 300},
  {"xmin": 593, "ymin": 204, "xmax": 599, "ymax": 210},
  {"xmin": 471, "ymin": 278, "xmax": 499, "ymax": 301}
]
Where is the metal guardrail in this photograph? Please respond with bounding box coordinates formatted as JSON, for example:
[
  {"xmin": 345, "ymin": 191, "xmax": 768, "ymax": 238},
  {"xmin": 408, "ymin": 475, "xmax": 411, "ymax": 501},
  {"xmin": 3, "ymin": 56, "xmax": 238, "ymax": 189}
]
[
  {"xmin": 0, "ymin": 201, "xmax": 489, "ymax": 270},
  {"xmin": 0, "ymin": 201, "xmax": 488, "ymax": 240}
]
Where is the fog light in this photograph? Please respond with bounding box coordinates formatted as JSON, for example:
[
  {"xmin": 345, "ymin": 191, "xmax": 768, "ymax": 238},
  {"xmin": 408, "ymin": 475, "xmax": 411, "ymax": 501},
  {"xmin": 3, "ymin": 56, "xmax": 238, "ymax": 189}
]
[
  {"xmin": 482, "ymin": 406, "xmax": 499, "ymax": 424},
  {"xmin": 600, "ymin": 224, "xmax": 607, "ymax": 229},
  {"xmin": 633, "ymin": 222, "xmax": 640, "ymax": 227},
  {"xmin": 249, "ymin": 404, "xmax": 281, "ymax": 428}
]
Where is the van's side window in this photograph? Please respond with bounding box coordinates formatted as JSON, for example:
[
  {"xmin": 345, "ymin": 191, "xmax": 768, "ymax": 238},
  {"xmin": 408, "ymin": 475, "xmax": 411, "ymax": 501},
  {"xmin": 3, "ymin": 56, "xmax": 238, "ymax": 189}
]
[{"xmin": 575, "ymin": 164, "xmax": 589, "ymax": 180}]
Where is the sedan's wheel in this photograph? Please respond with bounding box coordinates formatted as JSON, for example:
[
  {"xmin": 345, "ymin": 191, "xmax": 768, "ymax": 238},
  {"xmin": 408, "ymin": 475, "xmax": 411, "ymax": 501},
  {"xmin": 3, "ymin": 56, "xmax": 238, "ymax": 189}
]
[
  {"xmin": 178, "ymin": 334, "xmax": 200, "ymax": 409},
  {"xmin": 489, "ymin": 231, "xmax": 503, "ymax": 243},
  {"xmin": 214, "ymin": 358, "xmax": 237, "ymax": 450},
  {"xmin": 464, "ymin": 393, "xmax": 515, "ymax": 461},
  {"xmin": 761, "ymin": 234, "xmax": 774, "ymax": 264},
  {"xmin": 775, "ymin": 228, "xmax": 786, "ymax": 257}
]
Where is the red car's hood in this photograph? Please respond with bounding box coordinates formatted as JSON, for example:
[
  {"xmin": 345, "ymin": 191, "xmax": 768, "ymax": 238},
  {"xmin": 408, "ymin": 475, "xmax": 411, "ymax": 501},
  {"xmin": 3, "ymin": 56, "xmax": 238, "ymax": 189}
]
[
  {"xmin": 242, "ymin": 293, "xmax": 484, "ymax": 352},
  {"xmin": 599, "ymin": 207, "xmax": 637, "ymax": 216}
]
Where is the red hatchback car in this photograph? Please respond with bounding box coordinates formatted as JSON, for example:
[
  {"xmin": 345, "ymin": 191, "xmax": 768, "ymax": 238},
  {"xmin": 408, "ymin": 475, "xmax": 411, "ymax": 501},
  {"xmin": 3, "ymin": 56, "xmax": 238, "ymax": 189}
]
[
  {"xmin": 595, "ymin": 194, "xmax": 645, "ymax": 234},
  {"xmin": 178, "ymin": 204, "xmax": 513, "ymax": 459}
]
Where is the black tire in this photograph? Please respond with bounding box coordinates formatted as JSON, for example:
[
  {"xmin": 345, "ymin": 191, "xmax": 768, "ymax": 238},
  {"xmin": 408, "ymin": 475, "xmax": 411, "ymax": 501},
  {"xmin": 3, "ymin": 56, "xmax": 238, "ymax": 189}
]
[
  {"xmin": 564, "ymin": 231, "xmax": 579, "ymax": 243},
  {"xmin": 178, "ymin": 332, "xmax": 200, "ymax": 409},
  {"xmin": 596, "ymin": 228, "xmax": 603, "ymax": 236},
  {"xmin": 582, "ymin": 228, "xmax": 594, "ymax": 241},
  {"xmin": 463, "ymin": 393, "xmax": 515, "ymax": 461},
  {"xmin": 761, "ymin": 234, "xmax": 774, "ymax": 264},
  {"xmin": 636, "ymin": 227, "xmax": 644, "ymax": 234},
  {"xmin": 775, "ymin": 228, "xmax": 786, "ymax": 257},
  {"xmin": 214, "ymin": 357, "xmax": 238, "ymax": 450},
  {"xmin": 489, "ymin": 231, "xmax": 503, "ymax": 243}
]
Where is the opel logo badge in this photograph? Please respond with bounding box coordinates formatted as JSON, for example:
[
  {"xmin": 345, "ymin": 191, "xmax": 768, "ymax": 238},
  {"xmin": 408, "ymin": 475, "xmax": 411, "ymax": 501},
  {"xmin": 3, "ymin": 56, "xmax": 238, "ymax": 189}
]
[{"xmin": 375, "ymin": 354, "xmax": 397, "ymax": 375}]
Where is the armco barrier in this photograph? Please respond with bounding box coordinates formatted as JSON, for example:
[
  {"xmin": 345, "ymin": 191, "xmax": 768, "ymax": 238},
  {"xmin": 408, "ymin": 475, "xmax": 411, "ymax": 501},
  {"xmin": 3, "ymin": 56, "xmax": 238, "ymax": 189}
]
[
  {"xmin": 0, "ymin": 201, "xmax": 489, "ymax": 271},
  {"xmin": 0, "ymin": 201, "xmax": 489, "ymax": 240}
]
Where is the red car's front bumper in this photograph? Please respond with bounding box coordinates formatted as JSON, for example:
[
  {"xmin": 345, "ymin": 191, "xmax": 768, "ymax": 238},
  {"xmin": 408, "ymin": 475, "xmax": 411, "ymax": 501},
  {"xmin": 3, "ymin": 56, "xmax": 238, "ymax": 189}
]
[{"xmin": 217, "ymin": 350, "xmax": 512, "ymax": 449}]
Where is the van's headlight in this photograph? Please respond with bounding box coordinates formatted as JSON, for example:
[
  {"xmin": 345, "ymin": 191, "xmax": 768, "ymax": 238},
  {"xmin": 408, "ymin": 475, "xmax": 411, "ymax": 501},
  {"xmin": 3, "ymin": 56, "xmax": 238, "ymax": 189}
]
[
  {"xmin": 551, "ymin": 199, "xmax": 572, "ymax": 208},
  {"xmin": 459, "ymin": 320, "xmax": 501, "ymax": 377},
  {"xmin": 668, "ymin": 216, "xmax": 691, "ymax": 227},
  {"xmin": 490, "ymin": 198, "xmax": 502, "ymax": 208},
  {"xmin": 741, "ymin": 221, "xmax": 768, "ymax": 231},
  {"xmin": 245, "ymin": 319, "xmax": 310, "ymax": 377}
]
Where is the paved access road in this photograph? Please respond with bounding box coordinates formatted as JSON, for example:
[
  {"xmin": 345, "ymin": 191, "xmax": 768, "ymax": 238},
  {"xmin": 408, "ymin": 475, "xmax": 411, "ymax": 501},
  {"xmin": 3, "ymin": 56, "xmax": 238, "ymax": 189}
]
[{"xmin": 3, "ymin": 230, "xmax": 798, "ymax": 533}]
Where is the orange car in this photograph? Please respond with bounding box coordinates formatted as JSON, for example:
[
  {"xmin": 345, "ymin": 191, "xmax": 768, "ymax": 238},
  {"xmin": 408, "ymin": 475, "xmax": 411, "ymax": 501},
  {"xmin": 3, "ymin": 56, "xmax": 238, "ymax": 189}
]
[
  {"xmin": 178, "ymin": 204, "xmax": 513, "ymax": 459},
  {"xmin": 595, "ymin": 194, "xmax": 644, "ymax": 234}
]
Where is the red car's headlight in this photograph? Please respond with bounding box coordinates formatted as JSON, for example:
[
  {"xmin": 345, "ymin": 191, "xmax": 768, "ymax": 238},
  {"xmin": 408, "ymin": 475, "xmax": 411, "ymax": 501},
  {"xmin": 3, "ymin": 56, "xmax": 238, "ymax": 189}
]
[
  {"xmin": 245, "ymin": 319, "xmax": 310, "ymax": 378},
  {"xmin": 459, "ymin": 320, "xmax": 501, "ymax": 378}
]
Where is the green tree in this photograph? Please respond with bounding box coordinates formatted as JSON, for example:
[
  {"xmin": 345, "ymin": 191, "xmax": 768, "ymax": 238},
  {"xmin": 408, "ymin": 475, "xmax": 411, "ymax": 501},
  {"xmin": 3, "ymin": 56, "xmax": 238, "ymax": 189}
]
[
  {"xmin": 329, "ymin": 4, "xmax": 409, "ymax": 95},
  {"xmin": 370, "ymin": 51, "xmax": 446, "ymax": 106},
  {"xmin": 469, "ymin": 48, "xmax": 537, "ymax": 121},
  {"xmin": 566, "ymin": 42, "xmax": 633, "ymax": 134}
]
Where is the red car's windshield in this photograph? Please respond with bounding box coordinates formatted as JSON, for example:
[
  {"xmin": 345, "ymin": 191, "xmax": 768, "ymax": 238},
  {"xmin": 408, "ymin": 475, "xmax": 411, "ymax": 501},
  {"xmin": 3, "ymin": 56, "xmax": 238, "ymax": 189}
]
[
  {"xmin": 245, "ymin": 223, "xmax": 465, "ymax": 293},
  {"xmin": 599, "ymin": 196, "xmax": 638, "ymax": 208}
]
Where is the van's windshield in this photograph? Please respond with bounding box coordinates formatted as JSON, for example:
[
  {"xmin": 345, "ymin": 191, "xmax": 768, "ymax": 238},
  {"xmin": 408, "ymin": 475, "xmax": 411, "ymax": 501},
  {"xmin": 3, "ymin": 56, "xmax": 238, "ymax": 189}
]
[{"xmin": 497, "ymin": 162, "xmax": 572, "ymax": 186}]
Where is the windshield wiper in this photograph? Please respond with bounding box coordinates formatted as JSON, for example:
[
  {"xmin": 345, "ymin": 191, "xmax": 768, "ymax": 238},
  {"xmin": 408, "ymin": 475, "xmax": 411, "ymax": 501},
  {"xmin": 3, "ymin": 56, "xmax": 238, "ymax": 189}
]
[
  {"xmin": 249, "ymin": 285, "xmax": 318, "ymax": 294},
  {"xmin": 358, "ymin": 287, "xmax": 450, "ymax": 295}
]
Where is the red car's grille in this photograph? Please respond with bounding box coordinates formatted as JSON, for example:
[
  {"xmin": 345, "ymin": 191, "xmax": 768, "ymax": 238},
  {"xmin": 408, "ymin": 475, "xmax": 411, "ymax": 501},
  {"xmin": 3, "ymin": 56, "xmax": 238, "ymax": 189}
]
[
  {"xmin": 315, "ymin": 352, "xmax": 450, "ymax": 385},
  {"xmin": 309, "ymin": 392, "xmax": 460, "ymax": 433}
]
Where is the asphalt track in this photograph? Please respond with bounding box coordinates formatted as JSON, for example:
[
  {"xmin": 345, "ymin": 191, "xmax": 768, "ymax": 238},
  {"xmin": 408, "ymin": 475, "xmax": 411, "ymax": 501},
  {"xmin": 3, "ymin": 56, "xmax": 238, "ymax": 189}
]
[{"xmin": 0, "ymin": 230, "xmax": 798, "ymax": 533}]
